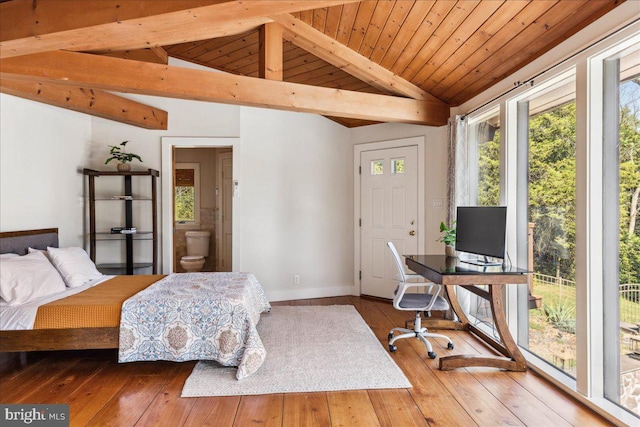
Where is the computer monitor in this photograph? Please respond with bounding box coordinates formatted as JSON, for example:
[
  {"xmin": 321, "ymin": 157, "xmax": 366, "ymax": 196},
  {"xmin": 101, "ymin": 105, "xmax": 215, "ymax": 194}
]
[{"xmin": 455, "ymin": 206, "xmax": 507, "ymax": 266}]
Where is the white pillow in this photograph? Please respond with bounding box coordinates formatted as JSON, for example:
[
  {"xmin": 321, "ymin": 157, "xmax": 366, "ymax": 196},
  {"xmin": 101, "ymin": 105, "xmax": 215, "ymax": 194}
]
[
  {"xmin": 0, "ymin": 251, "xmax": 66, "ymax": 305},
  {"xmin": 28, "ymin": 247, "xmax": 51, "ymax": 260},
  {"xmin": 0, "ymin": 253, "xmax": 19, "ymax": 259},
  {"xmin": 47, "ymin": 247, "xmax": 103, "ymax": 288}
]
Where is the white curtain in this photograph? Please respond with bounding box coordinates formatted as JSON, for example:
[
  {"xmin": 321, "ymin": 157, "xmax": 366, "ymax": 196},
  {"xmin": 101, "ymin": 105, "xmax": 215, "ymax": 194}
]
[
  {"xmin": 446, "ymin": 115, "xmax": 469, "ymax": 226},
  {"xmin": 446, "ymin": 115, "xmax": 471, "ymax": 316}
]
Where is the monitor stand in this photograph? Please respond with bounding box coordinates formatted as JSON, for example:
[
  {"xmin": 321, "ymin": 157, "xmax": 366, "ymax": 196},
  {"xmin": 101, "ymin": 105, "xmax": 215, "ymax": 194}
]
[{"xmin": 461, "ymin": 255, "xmax": 502, "ymax": 267}]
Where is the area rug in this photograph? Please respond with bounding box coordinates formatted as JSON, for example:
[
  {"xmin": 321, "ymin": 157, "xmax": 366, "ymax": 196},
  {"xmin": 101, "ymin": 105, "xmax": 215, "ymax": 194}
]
[{"xmin": 181, "ymin": 305, "xmax": 411, "ymax": 397}]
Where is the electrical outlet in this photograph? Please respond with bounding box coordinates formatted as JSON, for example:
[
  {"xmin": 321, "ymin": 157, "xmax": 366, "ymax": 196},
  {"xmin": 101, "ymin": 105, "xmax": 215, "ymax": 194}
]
[{"xmin": 294, "ymin": 275, "xmax": 300, "ymax": 285}]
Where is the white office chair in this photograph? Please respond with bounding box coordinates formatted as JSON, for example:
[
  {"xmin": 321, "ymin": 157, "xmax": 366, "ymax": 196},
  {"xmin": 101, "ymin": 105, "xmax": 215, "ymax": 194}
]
[{"xmin": 387, "ymin": 241, "xmax": 454, "ymax": 359}]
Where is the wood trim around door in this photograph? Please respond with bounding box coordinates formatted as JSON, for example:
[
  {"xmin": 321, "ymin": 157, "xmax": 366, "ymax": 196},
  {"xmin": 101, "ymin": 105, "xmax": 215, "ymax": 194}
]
[{"xmin": 161, "ymin": 137, "xmax": 240, "ymax": 274}]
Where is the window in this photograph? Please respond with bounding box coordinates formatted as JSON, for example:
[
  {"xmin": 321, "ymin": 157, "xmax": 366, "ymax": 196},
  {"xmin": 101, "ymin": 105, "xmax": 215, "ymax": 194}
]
[
  {"xmin": 519, "ymin": 75, "xmax": 578, "ymax": 377},
  {"xmin": 463, "ymin": 109, "xmax": 502, "ymax": 335},
  {"xmin": 602, "ymin": 47, "xmax": 640, "ymax": 415},
  {"xmin": 174, "ymin": 163, "xmax": 200, "ymax": 227},
  {"xmin": 460, "ymin": 23, "xmax": 640, "ymax": 424},
  {"xmin": 371, "ymin": 160, "xmax": 384, "ymax": 175},
  {"xmin": 469, "ymin": 110, "xmax": 501, "ymax": 207},
  {"xmin": 391, "ymin": 158, "xmax": 405, "ymax": 174}
]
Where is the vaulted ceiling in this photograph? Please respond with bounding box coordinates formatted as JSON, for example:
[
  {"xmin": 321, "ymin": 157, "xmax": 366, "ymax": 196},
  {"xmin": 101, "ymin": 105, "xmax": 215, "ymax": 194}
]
[{"xmin": 0, "ymin": 0, "xmax": 625, "ymax": 129}]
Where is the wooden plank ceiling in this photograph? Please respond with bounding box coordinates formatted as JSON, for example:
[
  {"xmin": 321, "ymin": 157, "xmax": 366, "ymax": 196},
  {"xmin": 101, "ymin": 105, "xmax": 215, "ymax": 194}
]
[{"xmin": 0, "ymin": 0, "xmax": 625, "ymax": 129}]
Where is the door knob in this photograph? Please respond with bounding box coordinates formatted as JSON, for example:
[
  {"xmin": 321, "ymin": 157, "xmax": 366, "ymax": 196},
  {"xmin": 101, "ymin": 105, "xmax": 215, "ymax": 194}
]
[{"xmin": 409, "ymin": 230, "xmax": 415, "ymax": 236}]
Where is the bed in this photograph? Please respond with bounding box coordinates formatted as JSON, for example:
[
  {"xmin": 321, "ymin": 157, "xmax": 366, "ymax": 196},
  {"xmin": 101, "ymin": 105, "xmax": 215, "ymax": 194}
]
[
  {"xmin": 0, "ymin": 229, "xmax": 271, "ymax": 379},
  {"xmin": 0, "ymin": 228, "xmax": 121, "ymax": 352}
]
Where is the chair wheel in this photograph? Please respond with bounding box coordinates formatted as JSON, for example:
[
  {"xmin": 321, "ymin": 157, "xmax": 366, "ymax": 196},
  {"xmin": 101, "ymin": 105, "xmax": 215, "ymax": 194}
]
[
  {"xmin": 388, "ymin": 332, "xmax": 394, "ymax": 341},
  {"xmin": 447, "ymin": 342, "xmax": 454, "ymax": 350},
  {"xmin": 389, "ymin": 344, "xmax": 397, "ymax": 352},
  {"xmin": 428, "ymin": 351, "xmax": 437, "ymax": 359}
]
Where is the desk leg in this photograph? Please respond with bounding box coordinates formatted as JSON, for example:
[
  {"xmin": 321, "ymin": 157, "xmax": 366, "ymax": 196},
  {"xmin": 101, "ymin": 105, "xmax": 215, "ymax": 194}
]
[
  {"xmin": 445, "ymin": 284, "xmax": 469, "ymax": 328},
  {"xmin": 488, "ymin": 284, "xmax": 527, "ymax": 371},
  {"xmin": 439, "ymin": 284, "xmax": 527, "ymax": 372}
]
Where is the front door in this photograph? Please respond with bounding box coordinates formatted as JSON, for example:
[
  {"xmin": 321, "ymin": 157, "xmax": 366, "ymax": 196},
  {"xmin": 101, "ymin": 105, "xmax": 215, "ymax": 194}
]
[{"xmin": 360, "ymin": 145, "xmax": 419, "ymax": 299}]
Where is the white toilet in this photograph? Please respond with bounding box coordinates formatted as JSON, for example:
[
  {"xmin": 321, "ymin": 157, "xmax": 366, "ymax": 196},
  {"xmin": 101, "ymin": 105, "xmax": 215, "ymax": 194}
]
[{"xmin": 180, "ymin": 231, "xmax": 211, "ymax": 272}]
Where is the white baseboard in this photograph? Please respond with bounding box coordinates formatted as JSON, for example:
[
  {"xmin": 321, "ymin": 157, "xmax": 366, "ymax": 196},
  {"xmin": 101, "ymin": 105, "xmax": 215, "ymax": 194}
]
[{"xmin": 267, "ymin": 285, "xmax": 355, "ymax": 302}]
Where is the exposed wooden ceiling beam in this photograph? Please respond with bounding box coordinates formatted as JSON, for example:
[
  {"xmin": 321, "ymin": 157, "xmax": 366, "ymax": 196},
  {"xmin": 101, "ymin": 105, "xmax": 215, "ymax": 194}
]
[
  {"xmin": 0, "ymin": 1, "xmax": 228, "ymax": 41},
  {"xmin": 0, "ymin": 1, "xmax": 359, "ymax": 59},
  {"xmin": 0, "ymin": 51, "xmax": 449, "ymax": 126},
  {"xmin": 259, "ymin": 23, "xmax": 284, "ymax": 81},
  {"xmin": 102, "ymin": 47, "xmax": 169, "ymax": 65},
  {"xmin": 270, "ymin": 13, "xmax": 446, "ymax": 104},
  {"xmin": 0, "ymin": 78, "xmax": 168, "ymax": 130}
]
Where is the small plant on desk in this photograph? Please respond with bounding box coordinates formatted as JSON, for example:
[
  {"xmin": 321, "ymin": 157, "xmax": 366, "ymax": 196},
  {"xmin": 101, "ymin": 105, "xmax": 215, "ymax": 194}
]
[{"xmin": 438, "ymin": 221, "xmax": 456, "ymax": 257}]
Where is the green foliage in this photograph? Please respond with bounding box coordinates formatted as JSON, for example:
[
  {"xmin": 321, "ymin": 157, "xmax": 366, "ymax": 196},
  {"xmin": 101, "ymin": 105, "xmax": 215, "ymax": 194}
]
[
  {"xmin": 175, "ymin": 187, "xmax": 195, "ymax": 222},
  {"xmin": 105, "ymin": 141, "xmax": 143, "ymax": 164},
  {"xmin": 618, "ymin": 93, "xmax": 640, "ymax": 284},
  {"xmin": 528, "ymin": 102, "xmax": 577, "ymax": 279},
  {"xmin": 372, "ymin": 161, "xmax": 383, "ymax": 175},
  {"xmin": 543, "ymin": 300, "xmax": 576, "ymax": 334},
  {"xmin": 620, "ymin": 234, "xmax": 640, "ymax": 284},
  {"xmin": 478, "ymin": 128, "xmax": 501, "ymax": 206},
  {"xmin": 476, "ymin": 80, "xmax": 639, "ymax": 285},
  {"xmin": 437, "ymin": 221, "xmax": 456, "ymax": 246}
]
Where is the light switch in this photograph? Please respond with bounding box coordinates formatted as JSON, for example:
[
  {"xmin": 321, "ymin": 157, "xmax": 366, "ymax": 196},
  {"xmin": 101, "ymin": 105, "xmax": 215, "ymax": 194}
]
[{"xmin": 433, "ymin": 199, "xmax": 443, "ymax": 208}]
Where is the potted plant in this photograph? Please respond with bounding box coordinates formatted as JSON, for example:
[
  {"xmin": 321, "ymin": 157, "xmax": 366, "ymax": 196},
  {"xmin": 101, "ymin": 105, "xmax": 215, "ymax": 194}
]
[
  {"xmin": 438, "ymin": 221, "xmax": 457, "ymax": 257},
  {"xmin": 105, "ymin": 141, "xmax": 143, "ymax": 172}
]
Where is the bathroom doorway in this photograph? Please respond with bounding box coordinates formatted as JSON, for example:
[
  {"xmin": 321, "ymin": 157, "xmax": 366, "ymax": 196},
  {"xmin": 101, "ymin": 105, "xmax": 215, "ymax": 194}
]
[
  {"xmin": 173, "ymin": 147, "xmax": 232, "ymax": 272},
  {"xmin": 161, "ymin": 137, "xmax": 240, "ymax": 274}
]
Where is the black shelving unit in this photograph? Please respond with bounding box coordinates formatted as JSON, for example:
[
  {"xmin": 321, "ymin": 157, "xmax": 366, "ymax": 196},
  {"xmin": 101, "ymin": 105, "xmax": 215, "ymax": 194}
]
[{"xmin": 83, "ymin": 168, "xmax": 159, "ymax": 275}]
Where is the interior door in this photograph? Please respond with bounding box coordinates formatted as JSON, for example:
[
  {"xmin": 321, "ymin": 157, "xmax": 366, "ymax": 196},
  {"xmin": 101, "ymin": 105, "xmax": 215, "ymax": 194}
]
[
  {"xmin": 217, "ymin": 151, "xmax": 233, "ymax": 271},
  {"xmin": 360, "ymin": 145, "xmax": 419, "ymax": 299}
]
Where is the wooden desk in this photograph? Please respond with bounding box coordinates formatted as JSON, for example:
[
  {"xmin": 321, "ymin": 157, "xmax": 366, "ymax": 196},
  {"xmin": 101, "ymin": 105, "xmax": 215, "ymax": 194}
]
[{"xmin": 405, "ymin": 255, "xmax": 529, "ymax": 371}]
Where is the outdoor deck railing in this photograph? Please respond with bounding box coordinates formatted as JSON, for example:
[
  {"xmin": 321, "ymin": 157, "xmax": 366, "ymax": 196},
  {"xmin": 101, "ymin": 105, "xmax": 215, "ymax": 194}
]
[
  {"xmin": 620, "ymin": 284, "xmax": 640, "ymax": 324},
  {"xmin": 533, "ymin": 272, "xmax": 576, "ymax": 288},
  {"xmin": 532, "ymin": 273, "xmax": 639, "ymax": 323}
]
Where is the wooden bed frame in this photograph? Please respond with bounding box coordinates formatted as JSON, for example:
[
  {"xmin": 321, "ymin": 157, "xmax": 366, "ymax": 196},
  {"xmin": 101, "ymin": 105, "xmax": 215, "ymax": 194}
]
[{"xmin": 0, "ymin": 228, "xmax": 120, "ymax": 352}]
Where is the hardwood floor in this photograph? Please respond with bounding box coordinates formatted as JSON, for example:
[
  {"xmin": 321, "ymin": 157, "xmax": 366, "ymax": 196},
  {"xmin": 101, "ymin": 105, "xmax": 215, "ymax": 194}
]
[{"xmin": 0, "ymin": 296, "xmax": 612, "ymax": 426}]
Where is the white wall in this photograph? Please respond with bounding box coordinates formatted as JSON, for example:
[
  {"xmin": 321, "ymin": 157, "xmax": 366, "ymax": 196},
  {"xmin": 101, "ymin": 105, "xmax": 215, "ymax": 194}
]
[
  {"xmin": 86, "ymin": 59, "xmax": 241, "ymax": 271},
  {"xmin": 239, "ymin": 107, "xmax": 353, "ymax": 300},
  {"xmin": 89, "ymin": 61, "xmax": 241, "ymax": 172},
  {"xmin": 350, "ymin": 123, "xmax": 449, "ymax": 255},
  {"xmin": 0, "ymin": 95, "xmax": 91, "ymax": 247},
  {"xmin": 0, "ymin": 59, "xmax": 445, "ymax": 301}
]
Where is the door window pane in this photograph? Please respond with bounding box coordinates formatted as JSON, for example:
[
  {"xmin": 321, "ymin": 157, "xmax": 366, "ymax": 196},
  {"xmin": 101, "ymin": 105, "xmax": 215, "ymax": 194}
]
[
  {"xmin": 371, "ymin": 160, "xmax": 384, "ymax": 175},
  {"xmin": 392, "ymin": 159, "xmax": 405, "ymax": 174}
]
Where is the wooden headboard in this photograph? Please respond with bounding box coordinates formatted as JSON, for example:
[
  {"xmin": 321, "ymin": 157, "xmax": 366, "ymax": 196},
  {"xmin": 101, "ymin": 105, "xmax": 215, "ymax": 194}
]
[{"xmin": 0, "ymin": 228, "xmax": 59, "ymax": 255}]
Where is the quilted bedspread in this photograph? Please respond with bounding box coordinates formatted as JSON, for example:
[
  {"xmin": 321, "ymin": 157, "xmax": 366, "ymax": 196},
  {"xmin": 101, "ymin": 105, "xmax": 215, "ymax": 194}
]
[{"xmin": 118, "ymin": 272, "xmax": 271, "ymax": 379}]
